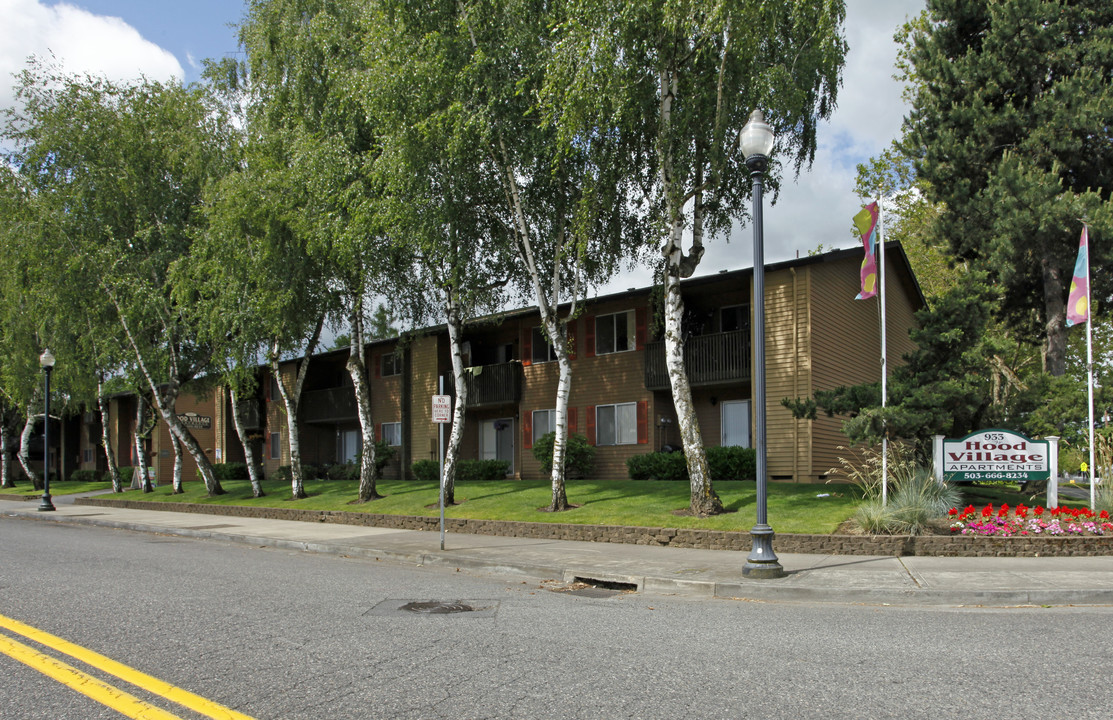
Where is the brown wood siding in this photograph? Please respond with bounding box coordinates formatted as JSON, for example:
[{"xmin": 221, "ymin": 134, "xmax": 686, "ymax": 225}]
[
  {"xmin": 808, "ymin": 253, "xmax": 920, "ymax": 479},
  {"xmin": 763, "ymin": 267, "xmax": 812, "ymax": 481},
  {"xmin": 409, "ymin": 334, "xmax": 441, "ymax": 469}
]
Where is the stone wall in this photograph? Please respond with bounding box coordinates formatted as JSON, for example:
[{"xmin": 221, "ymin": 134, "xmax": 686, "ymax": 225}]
[{"xmin": 74, "ymin": 497, "xmax": 1113, "ymax": 557}]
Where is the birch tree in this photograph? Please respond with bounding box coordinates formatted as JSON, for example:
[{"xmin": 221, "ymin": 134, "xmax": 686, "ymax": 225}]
[
  {"xmin": 376, "ymin": 0, "xmax": 641, "ymax": 511},
  {"xmin": 365, "ymin": 8, "xmax": 517, "ymax": 506},
  {"xmin": 3, "ymin": 62, "xmax": 234, "ymax": 496},
  {"xmin": 240, "ymin": 0, "xmax": 386, "ymax": 502},
  {"xmin": 546, "ymin": 0, "xmax": 846, "ymax": 515}
]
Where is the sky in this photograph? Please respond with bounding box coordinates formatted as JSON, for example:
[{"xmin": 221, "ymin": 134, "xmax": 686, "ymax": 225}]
[{"xmin": 2, "ymin": 0, "xmax": 927, "ymax": 298}]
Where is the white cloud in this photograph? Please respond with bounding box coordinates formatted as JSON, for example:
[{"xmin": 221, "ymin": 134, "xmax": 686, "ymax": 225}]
[{"xmin": 1, "ymin": 0, "xmax": 184, "ymax": 113}]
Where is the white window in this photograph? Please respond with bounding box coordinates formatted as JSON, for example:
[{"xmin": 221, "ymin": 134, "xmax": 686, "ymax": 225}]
[
  {"xmin": 270, "ymin": 376, "xmax": 281, "ymax": 401},
  {"xmin": 532, "ymin": 409, "xmax": 555, "ymax": 444},
  {"xmin": 381, "ymin": 352, "xmax": 402, "ymax": 377},
  {"xmin": 531, "ymin": 327, "xmax": 556, "ymax": 363},
  {"xmin": 721, "ymin": 400, "xmax": 751, "ymax": 448},
  {"xmin": 381, "ymin": 422, "xmax": 401, "ymax": 447},
  {"xmin": 269, "ymin": 432, "xmax": 281, "ymax": 460},
  {"xmin": 597, "ymin": 403, "xmax": 637, "ymax": 446},
  {"xmin": 340, "ymin": 430, "xmax": 361, "ymax": 463},
  {"xmin": 596, "ymin": 310, "xmax": 636, "ymax": 355}
]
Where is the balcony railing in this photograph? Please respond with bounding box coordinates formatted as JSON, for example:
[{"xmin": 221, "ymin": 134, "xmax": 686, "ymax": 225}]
[
  {"xmin": 463, "ymin": 362, "xmax": 522, "ymax": 408},
  {"xmin": 299, "ymin": 387, "xmax": 358, "ymax": 424},
  {"xmin": 644, "ymin": 330, "xmax": 751, "ymax": 390}
]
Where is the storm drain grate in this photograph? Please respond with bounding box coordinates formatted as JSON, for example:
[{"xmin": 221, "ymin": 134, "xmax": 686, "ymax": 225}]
[{"xmin": 366, "ymin": 599, "xmax": 499, "ymax": 618}]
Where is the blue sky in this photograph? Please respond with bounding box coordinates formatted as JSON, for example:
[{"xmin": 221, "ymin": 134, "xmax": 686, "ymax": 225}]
[
  {"xmin": 3, "ymin": 0, "xmax": 927, "ymax": 295},
  {"xmin": 45, "ymin": 0, "xmax": 244, "ymax": 81}
]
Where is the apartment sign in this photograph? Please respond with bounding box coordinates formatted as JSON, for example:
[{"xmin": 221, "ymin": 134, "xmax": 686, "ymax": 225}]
[
  {"xmin": 942, "ymin": 429, "xmax": 1050, "ymax": 482},
  {"xmin": 431, "ymin": 395, "xmax": 452, "ymax": 424},
  {"xmin": 177, "ymin": 412, "xmax": 212, "ymax": 430}
]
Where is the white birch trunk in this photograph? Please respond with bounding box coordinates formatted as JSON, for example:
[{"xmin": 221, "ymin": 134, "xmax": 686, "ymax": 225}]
[
  {"xmin": 658, "ymin": 65, "xmax": 721, "ymax": 516},
  {"xmin": 114, "ymin": 308, "xmax": 224, "ymax": 495},
  {"xmin": 229, "ymin": 387, "xmax": 265, "ymax": 497},
  {"xmin": 0, "ymin": 423, "xmax": 13, "ymax": 489},
  {"xmin": 97, "ymin": 376, "xmax": 123, "ymax": 492},
  {"xmin": 135, "ymin": 397, "xmax": 153, "ymax": 492},
  {"xmin": 170, "ymin": 428, "xmax": 184, "ymax": 493},
  {"xmin": 18, "ymin": 408, "xmax": 40, "ymax": 489},
  {"xmin": 271, "ymin": 316, "xmax": 324, "ymax": 500},
  {"xmin": 442, "ymin": 296, "xmax": 468, "ymax": 506},
  {"xmin": 347, "ymin": 297, "xmax": 380, "ymax": 502}
]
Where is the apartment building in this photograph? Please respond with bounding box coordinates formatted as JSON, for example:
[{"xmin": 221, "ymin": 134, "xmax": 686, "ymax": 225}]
[{"xmin": 73, "ymin": 244, "xmax": 923, "ymax": 485}]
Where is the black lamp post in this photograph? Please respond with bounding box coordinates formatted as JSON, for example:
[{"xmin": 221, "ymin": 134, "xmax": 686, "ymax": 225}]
[
  {"xmin": 740, "ymin": 110, "xmax": 784, "ymax": 579},
  {"xmin": 38, "ymin": 348, "xmax": 56, "ymax": 512}
]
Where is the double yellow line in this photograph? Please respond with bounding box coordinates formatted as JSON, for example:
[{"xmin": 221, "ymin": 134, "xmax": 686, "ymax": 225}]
[{"xmin": 0, "ymin": 613, "xmax": 254, "ymax": 720}]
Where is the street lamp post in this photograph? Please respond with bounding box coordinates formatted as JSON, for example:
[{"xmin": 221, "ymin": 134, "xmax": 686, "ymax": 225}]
[
  {"xmin": 38, "ymin": 349, "xmax": 56, "ymax": 512},
  {"xmin": 740, "ymin": 110, "xmax": 784, "ymax": 579}
]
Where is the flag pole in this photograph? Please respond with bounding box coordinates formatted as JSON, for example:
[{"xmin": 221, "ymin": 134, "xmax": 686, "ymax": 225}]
[
  {"xmin": 1084, "ymin": 225, "xmax": 1096, "ymax": 510},
  {"xmin": 878, "ymin": 193, "xmax": 888, "ymax": 506}
]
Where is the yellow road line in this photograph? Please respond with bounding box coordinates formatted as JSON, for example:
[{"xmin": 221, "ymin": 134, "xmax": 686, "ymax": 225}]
[
  {"xmin": 0, "ymin": 632, "xmax": 183, "ymax": 720},
  {"xmin": 0, "ymin": 614, "xmax": 254, "ymax": 720}
]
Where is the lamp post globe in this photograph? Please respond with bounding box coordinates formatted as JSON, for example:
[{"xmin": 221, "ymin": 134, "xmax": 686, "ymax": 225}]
[
  {"xmin": 740, "ymin": 110, "xmax": 784, "ymax": 579},
  {"xmin": 38, "ymin": 349, "xmax": 56, "ymax": 512}
]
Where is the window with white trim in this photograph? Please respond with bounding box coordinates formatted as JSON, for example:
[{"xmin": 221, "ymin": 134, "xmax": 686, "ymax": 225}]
[
  {"xmin": 596, "ymin": 310, "xmax": 635, "ymax": 354},
  {"xmin": 531, "ymin": 327, "xmax": 557, "ymax": 363},
  {"xmin": 596, "ymin": 402, "xmax": 637, "ymax": 445},
  {"xmin": 532, "ymin": 409, "xmax": 555, "ymax": 444},
  {"xmin": 269, "ymin": 432, "xmax": 281, "ymax": 460},
  {"xmin": 721, "ymin": 400, "xmax": 751, "ymax": 448},
  {"xmin": 381, "ymin": 422, "xmax": 402, "ymax": 447},
  {"xmin": 381, "ymin": 352, "xmax": 402, "ymax": 377}
]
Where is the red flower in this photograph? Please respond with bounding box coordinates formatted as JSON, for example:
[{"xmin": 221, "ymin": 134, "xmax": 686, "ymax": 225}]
[
  {"xmin": 948, "ymin": 508, "xmax": 958, "ymax": 516},
  {"xmin": 1101, "ymin": 510, "xmax": 1110, "ymax": 520},
  {"xmin": 1035, "ymin": 506, "xmax": 1045, "ymax": 516},
  {"xmin": 982, "ymin": 504, "xmax": 994, "ymax": 518}
]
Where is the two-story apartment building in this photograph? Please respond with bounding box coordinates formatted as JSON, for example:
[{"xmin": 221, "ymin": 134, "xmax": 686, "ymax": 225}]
[{"xmin": 73, "ymin": 244, "xmax": 924, "ymax": 485}]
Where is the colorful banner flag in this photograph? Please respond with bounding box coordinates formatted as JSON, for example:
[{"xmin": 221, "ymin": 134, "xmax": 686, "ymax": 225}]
[
  {"xmin": 1066, "ymin": 225, "xmax": 1090, "ymax": 327},
  {"xmin": 853, "ymin": 202, "xmax": 879, "ymax": 300}
]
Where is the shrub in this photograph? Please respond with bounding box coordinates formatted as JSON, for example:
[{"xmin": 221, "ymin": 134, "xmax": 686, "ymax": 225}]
[
  {"xmin": 69, "ymin": 469, "xmax": 100, "ymax": 483},
  {"xmin": 456, "ymin": 459, "xmax": 510, "ymax": 482},
  {"xmin": 325, "ymin": 463, "xmax": 360, "ymax": 481},
  {"xmin": 706, "ymin": 446, "xmax": 756, "ymax": 481},
  {"xmin": 110, "ymin": 466, "xmax": 135, "ymax": 485},
  {"xmin": 532, "ymin": 432, "xmax": 595, "ymax": 478},
  {"xmin": 411, "ymin": 459, "xmax": 438, "ymax": 483},
  {"xmin": 626, "ymin": 451, "xmax": 687, "ymax": 481},
  {"xmin": 409, "ymin": 458, "xmax": 510, "ymax": 483},
  {"xmin": 373, "ymin": 441, "xmax": 395, "ymax": 473},
  {"xmin": 210, "ymin": 463, "xmax": 249, "ymax": 481}
]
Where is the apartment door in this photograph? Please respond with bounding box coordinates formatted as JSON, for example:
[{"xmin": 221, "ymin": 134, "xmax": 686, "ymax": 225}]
[
  {"xmin": 480, "ymin": 418, "xmax": 514, "ymax": 474},
  {"xmin": 721, "ymin": 400, "xmax": 752, "ymax": 448}
]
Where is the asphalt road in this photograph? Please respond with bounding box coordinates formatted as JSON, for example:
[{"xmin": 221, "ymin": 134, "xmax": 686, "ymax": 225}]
[{"xmin": 2, "ymin": 516, "xmax": 1112, "ymax": 719}]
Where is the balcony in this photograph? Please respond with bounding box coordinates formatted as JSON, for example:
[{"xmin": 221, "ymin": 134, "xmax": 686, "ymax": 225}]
[
  {"xmin": 235, "ymin": 400, "xmax": 262, "ymax": 430},
  {"xmin": 464, "ymin": 362, "xmax": 522, "ymax": 408},
  {"xmin": 299, "ymin": 387, "xmax": 358, "ymax": 424},
  {"xmin": 644, "ymin": 330, "xmax": 751, "ymax": 390}
]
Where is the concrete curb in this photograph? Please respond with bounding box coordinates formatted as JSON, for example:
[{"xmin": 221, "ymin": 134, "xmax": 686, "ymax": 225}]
[{"xmin": 18, "ymin": 509, "xmax": 1113, "ymax": 607}]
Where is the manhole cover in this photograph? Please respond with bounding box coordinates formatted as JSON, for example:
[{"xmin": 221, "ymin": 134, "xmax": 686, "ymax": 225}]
[
  {"xmin": 366, "ymin": 599, "xmax": 499, "ymax": 618},
  {"xmin": 401, "ymin": 601, "xmax": 477, "ymax": 614}
]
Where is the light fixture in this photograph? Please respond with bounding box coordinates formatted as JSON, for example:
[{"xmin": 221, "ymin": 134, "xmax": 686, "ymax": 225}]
[{"xmin": 741, "ymin": 111, "xmax": 784, "ymax": 579}]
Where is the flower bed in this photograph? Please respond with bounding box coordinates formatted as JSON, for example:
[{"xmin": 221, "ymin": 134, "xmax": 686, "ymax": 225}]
[{"xmin": 949, "ymin": 503, "xmax": 1113, "ymax": 537}]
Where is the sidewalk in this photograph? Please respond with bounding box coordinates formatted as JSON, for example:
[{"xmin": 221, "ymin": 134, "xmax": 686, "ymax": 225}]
[{"xmin": 5, "ymin": 492, "xmax": 1113, "ymax": 607}]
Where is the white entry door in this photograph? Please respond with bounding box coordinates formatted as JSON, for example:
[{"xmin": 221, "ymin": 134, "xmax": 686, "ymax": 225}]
[
  {"xmin": 480, "ymin": 418, "xmax": 515, "ymax": 474},
  {"xmin": 721, "ymin": 400, "xmax": 752, "ymax": 448}
]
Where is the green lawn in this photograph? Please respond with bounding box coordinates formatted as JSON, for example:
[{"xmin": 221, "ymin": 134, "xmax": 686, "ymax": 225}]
[
  {"xmin": 103, "ymin": 477, "xmax": 862, "ymax": 535},
  {"xmin": 0, "ymin": 480, "xmax": 114, "ymax": 497}
]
